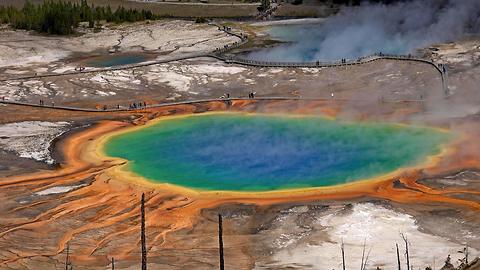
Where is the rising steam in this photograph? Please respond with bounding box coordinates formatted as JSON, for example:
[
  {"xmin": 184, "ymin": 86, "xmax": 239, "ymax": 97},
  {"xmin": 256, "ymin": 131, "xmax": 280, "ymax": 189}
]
[{"xmin": 246, "ymin": 0, "xmax": 480, "ymax": 62}]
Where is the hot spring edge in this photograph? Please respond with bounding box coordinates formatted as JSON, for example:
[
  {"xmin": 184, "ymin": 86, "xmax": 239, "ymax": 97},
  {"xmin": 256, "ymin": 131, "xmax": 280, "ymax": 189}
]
[{"xmin": 102, "ymin": 113, "xmax": 451, "ymax": 192}]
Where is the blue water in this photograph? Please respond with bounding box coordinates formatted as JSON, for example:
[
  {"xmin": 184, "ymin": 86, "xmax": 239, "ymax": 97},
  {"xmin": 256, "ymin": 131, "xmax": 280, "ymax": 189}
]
[
  {"xmin": 244, "ymin": 23, "xmax": 411, "ymax": 62},
  {"xmin": 104, "ymin": 114, "xmax": 450, "ymax": 191},
  {"xmin": 86, "ymin": 54, "xmax": 149, "ymax": 67}
]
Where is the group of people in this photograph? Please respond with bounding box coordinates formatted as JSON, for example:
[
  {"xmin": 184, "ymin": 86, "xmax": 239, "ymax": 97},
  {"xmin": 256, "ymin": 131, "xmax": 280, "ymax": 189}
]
[
  {"xmin": 31, "ymin": 94, "xmax": 261, "ymax": 111},
  {"xmin": 220, "ymin": 92, "xmax": 257, "ymax": 99},
  {"xmin": 128, "ymin": 101, "xmax": 147, "ymax": 110},
  {"xmin": 100, "ymin": 101, "xmax": 148, "ymax": 111},
  {"xmin": 218, "ymin": 92, "xmax": 259, "ymax": 99},
  {"xmin": 213, "ymin": 25, "xmax": 248, "ymax": 53},
  {"xmin": 220, "ymin": 25, "xmax": 232, "ymax": 32},
  {"xmin": 259, "ymin": 3, "xmax": 278, "ymax": 20},
  {"xmin": 38, "ymin": 99, "xmax": 54, "ymax": 106},
  {"xmin": 98, "ymin": 101, "xmax": 148, "ymax": 111}
]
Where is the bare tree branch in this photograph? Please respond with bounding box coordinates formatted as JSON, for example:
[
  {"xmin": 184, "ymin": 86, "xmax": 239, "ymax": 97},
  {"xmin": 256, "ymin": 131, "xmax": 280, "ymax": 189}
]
[{"xmin": 401, "ymin": 233, "xmax": 410, "ymax": 270}]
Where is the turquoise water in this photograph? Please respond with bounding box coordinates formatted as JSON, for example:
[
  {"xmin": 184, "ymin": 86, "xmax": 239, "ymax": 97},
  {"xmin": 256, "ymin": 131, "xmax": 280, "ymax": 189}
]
[
  {"xmin": 243, "ymin": 1, "xmax": 480, "ymax": 62},
  {"xmin": 104, "ymin": 114, "xmax": 450, "ymax": 191},
  {"xmin": 244, "ymin": 23, "xmax": 411, "ymax": 62},
  {"xmin": 86, "ymin": 54, "xmax": 149, "ymax": 67}
]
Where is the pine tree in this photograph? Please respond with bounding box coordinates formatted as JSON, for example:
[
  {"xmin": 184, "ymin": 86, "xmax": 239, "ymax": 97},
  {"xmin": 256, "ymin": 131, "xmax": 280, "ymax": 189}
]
[{"xmin": 0, "ymin": 0, "xmax": 161, "ymax": 35}]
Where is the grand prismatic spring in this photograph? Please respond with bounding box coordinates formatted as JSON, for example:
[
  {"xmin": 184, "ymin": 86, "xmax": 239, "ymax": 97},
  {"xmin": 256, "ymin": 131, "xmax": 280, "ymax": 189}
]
[{"xmin": 104, "ymin": 113, "xmax": 451, "ymax": 191}]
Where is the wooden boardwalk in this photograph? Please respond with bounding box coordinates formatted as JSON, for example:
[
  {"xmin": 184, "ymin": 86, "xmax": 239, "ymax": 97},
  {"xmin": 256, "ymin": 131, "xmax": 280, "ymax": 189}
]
[{"xmin": 0, "ymin": 96, "xmax": 424, "ymax": 113}]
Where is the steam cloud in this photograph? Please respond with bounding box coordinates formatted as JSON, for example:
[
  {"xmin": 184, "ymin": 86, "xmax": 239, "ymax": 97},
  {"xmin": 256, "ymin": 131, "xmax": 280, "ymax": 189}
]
[{"xmin": 246, "ymin": 0, "xmax": 480, "ymax": 62}]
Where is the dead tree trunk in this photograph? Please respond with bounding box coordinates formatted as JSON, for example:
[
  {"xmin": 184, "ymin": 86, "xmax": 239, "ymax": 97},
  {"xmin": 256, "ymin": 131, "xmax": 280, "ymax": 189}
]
[
  {"xmin": 361, "ymin": 240, "xmax": 366, "ymax": 270},
  {"xmin": 111, "ymin": 257, "xmax": 115, "ymax": 270},
  {"xmin": 218, "ymin": 214, "xmax": 225, "ymax": 270},
  {"xmin": 141, "ymin": 193, "xmax": 147, "ymax": 270},
  {"xmin": 464, "ymin": 245, "xmax": 469, "ymax": 264},
  {"xmin": 401, "ymin": 234, "xmax": 410, "ymax": 270},
  {"xmin": 341, "ymin": 240, "xmax": 346, "ymax": 270},
  {"xmin": 396, "ymin": 243, "xmax": 401, "ymax": 270},
  {"xmin": 362, "ymin": 247, "xmax": 371, "ymax": 270},
  {"xmin": 65, "ymin": 243, "xmax": 70, "ymax": 270}
]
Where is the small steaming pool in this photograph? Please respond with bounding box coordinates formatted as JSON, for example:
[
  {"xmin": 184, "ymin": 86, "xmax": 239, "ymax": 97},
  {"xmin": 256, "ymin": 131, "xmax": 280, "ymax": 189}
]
[
  {"xmin": 85, "ymin": 53, "xmax": 152, "ymax": 67},
  {"xmin": 104, "ymin": 113, "xmax": 450, "ymax": 191},
  {"xmin": 243, "ymin": 23, "xmax": 414, "ymax": 62},
  {"xmin": 243, "ymin": 0, "xmax": 479, "ymax": 63}
]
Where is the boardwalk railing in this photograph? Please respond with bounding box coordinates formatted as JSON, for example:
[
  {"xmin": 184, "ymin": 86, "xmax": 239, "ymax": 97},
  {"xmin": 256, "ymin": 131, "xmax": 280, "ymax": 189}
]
[
  {"xmin": 210, "ymin": 52, "xmax": 450, "ymax": 96},
  {"xmin": 208, "ymin": 22, "xmax": 450, "ymax": 95},
  {"xmin": 212, "ymin": 53, "xmax": 437, "ymax": 70},
  {"xmin": 208, "ymin": 22, "xmax": 249, "ymax": 54}
]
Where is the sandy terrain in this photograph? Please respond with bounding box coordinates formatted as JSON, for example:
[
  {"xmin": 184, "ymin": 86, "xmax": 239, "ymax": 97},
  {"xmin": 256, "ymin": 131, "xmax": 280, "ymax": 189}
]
[{"xmin": 0, "ymin": 121, "xmax": 70, "ymax": 164}]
